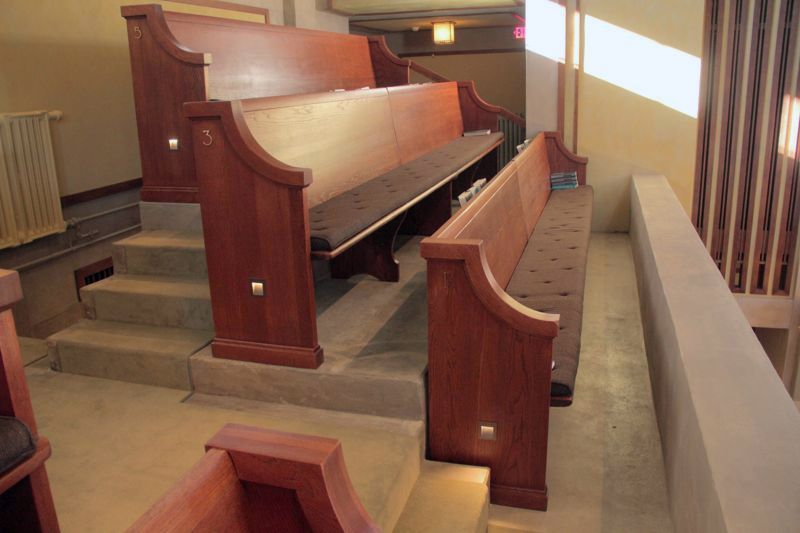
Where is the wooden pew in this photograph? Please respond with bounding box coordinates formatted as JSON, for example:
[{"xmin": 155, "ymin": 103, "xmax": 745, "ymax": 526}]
[
  {"xmin": 121, "ymin": 3, "xmax": 521, "ymax": 203},
  {"xmin": 0, "ymin": 270, "xmax": 60, "ymax": 532},
  {"xmin": 420, "ymin": 133, "xmax": 591, "ymax": 511},
  {"xmin": 128, "ymin": 424, "xmax": 378, "ymax": 532},
  {"xmin": 184, "ymin": 82, "xmax": 502, "ymax": 369}
]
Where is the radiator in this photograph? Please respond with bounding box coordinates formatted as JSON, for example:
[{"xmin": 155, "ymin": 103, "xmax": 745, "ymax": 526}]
[{"xmin": 0, "ymin": 110, "xmax": 65, "ymax": 249}]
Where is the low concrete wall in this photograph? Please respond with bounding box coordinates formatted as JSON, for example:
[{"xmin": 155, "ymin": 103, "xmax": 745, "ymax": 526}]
[{"xmin": 630, "ymin": 175, "xmax": 800, "ymax": 533}]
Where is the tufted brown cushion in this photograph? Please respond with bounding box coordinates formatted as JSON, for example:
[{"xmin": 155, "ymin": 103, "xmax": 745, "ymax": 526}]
[
  {"xmin": 309, "ymin": 133, "xmax": 504, "ymax": 252},
  {"xmin": 506, "ymin": 186, "xmax": 594, "ymax": 404},
  {"xmin": 0, "ymin": 416, "xmax": 36, "ymax": 475}
]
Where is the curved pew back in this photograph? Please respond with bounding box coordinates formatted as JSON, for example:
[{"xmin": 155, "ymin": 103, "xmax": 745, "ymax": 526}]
[
  {"xmin": 242, "ymin": 89, "xmax": 401, "ymax": 208},
  {"xmin": 241, "ymin": 82, "xmax": 465, "ymax": 208}
]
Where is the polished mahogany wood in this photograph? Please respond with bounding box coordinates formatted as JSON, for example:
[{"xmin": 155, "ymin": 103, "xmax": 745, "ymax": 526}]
[
  {"xmin": 543, "ymin": 131, "xmax": 587, "ymax": 186},
  {"xmin": 123, "ymin": 4, "xmax": 522, "ymax": 204},
  {"xmin": 129, "ymin": 424, "xmax": 378, "ymax": 532},
  {"xmin": 0, "ymin": 269, "xmax": 60, "ymax": 532},
  {"xmin": 421, "ymin": 133, "xmax": 588, "ymax": 511},
  {"xmin": 186, "ymin": 101, "xmax": 321, "ymax": 368},
  {"xmin": 122, "ymin": 4, "xmax": 376, "ymax": 203},
  {"xmin": 366, "ymin": 36, "xmax": 410, "ymax": 88},
  {"xmin": 186, "ymin": 86, "xmax": 500, "ymax": 368},
  {"xmin": 330, "ymin": 212, "xmax": 406, "ymax": 282},
  {"xmin": 387, "ymin": 83, "xmax": 463, "ymax": 163},
  {"xmin": 241, "ymin": 88, "xmax": 401, "ymax": 208}
]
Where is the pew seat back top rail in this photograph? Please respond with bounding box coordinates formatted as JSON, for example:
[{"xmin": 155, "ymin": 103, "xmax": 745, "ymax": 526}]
[
  {"xmin": 184, "ymin": 82, "xmax": 503, "ymax": 369},
  {"xmin": 420, "ymin": 132, "xmax": 592, "ymax": 511},
  {"xmin": 127, "ymin": 424, "xmax": 379, "ymax": 533},
  {"xmin": 121, "ymin": 3, "xmax": 523, "ymax": 203}
]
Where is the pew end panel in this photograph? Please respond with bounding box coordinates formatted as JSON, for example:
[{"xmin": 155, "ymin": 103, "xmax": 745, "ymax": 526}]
[
  {"xmin": 422, "ymin": 132, "xmax": 590, "ymax": 510},
  {"xmin": 421, "ymin": 241, "xmax": 557, "ymax": 511},
  {"xmin": 0, "ymin": 270, "xmax": 60, "ymax": 532},
  {"xmin": 128, "ymin": 424, "xmax": 379, "ymax": 533},
  {"xmin": 543, "ymin": 131, "xmax": 588, "ymax": 185},
  {"xmin": 367, "ymin": 36, "xmax": 410, "ymax": 88},
  {"xmin": 122, "ymin": 4, "xmax": 210, "ymax": 203},
  {"xmin": 185, "ymin": 101, "xmax": 322, "ymax": 369}
]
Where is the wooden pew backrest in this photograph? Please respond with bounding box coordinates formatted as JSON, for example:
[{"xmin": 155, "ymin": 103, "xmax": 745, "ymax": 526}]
[
  {"xmin": 164, "ymin": 11, "xmax": 376, "ymax": 99},
  {"xmin": 433, "ymin": 134, "xmax": 552, "ymax": 288},
  {"xmin": 243, "ymin": 89, "xmax": 401, "ymax": 208},
  {"xmin": 241, "ymin": 82, "xmax": 464, "ymax": 208},
  {"xmin": 387, "ymin": 83, "xmax": 463, "ymax": 163}
]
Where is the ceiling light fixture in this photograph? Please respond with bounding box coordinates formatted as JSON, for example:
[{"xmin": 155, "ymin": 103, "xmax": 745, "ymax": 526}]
[{"xmin": 432, "ymin": 21, "xmax": 455, "ymax": 45}]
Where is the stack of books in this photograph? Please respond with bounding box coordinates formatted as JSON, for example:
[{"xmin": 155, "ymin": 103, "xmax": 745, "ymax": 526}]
[
  {"xmin": 457, "ymin": 178, "xmax": 488, "ymax": 207},
  {"xmin": 550, "ymin": 171, "xmax": 578, "ymax": 190}
]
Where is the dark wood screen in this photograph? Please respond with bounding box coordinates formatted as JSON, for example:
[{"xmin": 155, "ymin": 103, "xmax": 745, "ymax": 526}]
[{"xmin": 694, "ymin": 0, "xmax": 800, "ymax": 296}]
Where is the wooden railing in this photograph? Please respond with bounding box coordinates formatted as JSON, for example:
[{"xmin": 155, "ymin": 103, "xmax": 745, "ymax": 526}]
[{"xmin": 128, "ymin": 424, "xmax": 379, "ymax": 532}]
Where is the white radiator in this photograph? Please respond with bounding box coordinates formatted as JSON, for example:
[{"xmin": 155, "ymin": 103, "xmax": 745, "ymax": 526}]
[{"xmin": 0, "ymin": 110, "xmax": 65, "ymax": 249}]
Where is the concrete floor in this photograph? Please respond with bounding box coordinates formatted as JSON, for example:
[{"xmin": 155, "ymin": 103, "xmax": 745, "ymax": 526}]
[{"xmin": 22, "ymin": 233, "xmax": 673, "ymax": 532}]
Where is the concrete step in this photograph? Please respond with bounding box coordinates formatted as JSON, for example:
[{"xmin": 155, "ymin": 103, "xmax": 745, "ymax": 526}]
[
  {"xmin": 113, "ymin": 230, "xmax": 207, "ymax": 278},
  {"xmin": 81, "ymin": 274, "xmax": 212, "ymax": 330},
  {"xmin": 184, "ymin": 394, "xmax": 425, "ymax": 531},
  {"xmin": 47, "ymin": 320, "xmax": 213, "ymax": 389},
  {"xmin": 190, "ymin": 346, "xmax": 426, "ymax": 420},
  {"xmin": 394, "ymin": 461, "xmax": 491, "ymax": 533}
]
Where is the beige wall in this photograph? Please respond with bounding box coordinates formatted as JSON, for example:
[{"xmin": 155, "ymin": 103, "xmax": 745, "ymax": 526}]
[
  {"xmin": 0, "ymin": 0, "xmax": 283, "ymax": 197},
  {"xmin": 291, "ymin": 0, "xmax": 348, "ymax": 33},
  {"xmin": 577, "ymin": 0, "xmax": 704, "ymax": 231},
  {"xmin": 409, "ymin": 52, "xmax": 525, "ymax": 116}
]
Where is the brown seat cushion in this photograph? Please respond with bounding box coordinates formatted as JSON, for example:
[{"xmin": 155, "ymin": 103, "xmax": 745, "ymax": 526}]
[
  {"xmin": 505, "ymin": 186, "xmax": 594, "ymax": 404},
  {"xmin": 309, "ymin": 132, "xmax": 503, "ymax": 252},
  {"xmin": 0, "ymin": 416, "xmax": 36, "ymax": 475}
]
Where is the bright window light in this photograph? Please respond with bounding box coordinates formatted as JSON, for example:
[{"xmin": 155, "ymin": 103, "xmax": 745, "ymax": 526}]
[
  {"xmin": 779, "ymin": 95, "xmax": 800, "ymax": 159},
  {"xmin": 584, "ymin": 16, "xmax": 701, "ymax": 117},
  {"xmin": 526, "ymin": 0, "xmax": 566, "ymax": 63}
]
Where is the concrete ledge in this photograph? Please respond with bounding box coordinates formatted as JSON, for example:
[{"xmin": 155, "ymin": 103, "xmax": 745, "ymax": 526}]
[{"xmin": 630, "ymin": 175, "xmax": 800, "ymax": 533}]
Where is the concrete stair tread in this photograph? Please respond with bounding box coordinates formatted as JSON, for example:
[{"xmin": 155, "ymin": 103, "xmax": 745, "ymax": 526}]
[
  {"xmin": 49, "ymin": 320, "xmax": 213, "ymax": 353},
  {"xmin": 114, "ymin": 229, "xmax": 205, "ymax": 250},
  {"xmin": 48, "ymin": 320, "xmax": 212, "ymax": 390},
  {"xmin": 82, "ymin": 274, "xmax": 210, "ymax": 299},
  {"xmin": 183, "ymin": 393, "xmax": 424, "ymax": 531},
  {"xmin": 394, "ymin": 461, "xmax": 490, "ymax": 533}
]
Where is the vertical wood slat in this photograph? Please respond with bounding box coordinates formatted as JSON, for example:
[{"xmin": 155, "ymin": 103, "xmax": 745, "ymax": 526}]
[
  {"xmin": 709, "ymin": 0, "xmax": 745, "ymax": 275},
  {"xmin": 693, "ymin": 0, "xmax": 722, "ymax": 245},
  {"xmin": 747, "ymin": 0, "xmax": 794, "ymax": 293},
  {"xmin": 0, "ymin": 111, "xmax": 65, "ymax": 249},
  {"xmin": 766, "ymin": 0, "xmax": 800, "ymax": 295},
  {"xmin": 722, "ymin": 0, "xmax": 757, "ymax": 285},
  {"xmin": 694, "ymin": 0, "xmax": 800, "ymax": 296}
]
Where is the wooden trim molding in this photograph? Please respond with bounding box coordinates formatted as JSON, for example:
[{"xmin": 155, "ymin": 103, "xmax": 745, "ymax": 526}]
[
  {"xmin": 60, "ymin": 178, "xmax": 142, "ymax": 208},
  {"xmin": 165, "ymin": 0, "xmax": 270, "ymax": 21}
]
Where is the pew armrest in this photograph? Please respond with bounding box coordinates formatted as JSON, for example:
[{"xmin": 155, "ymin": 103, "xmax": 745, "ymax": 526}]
[
  {"xmin": 128, "ymin": 424, "xmax": 379, "ymax": 533},
  {"xmin": 421, "ymin": 239, "xmax": 558, "ymax": 339},
  {"xmin": 367, "ymin": 35, "xmax": 411, "ymax": 87},
  {"xmin": 543, "ymin": 131, "xmax": 588, "ymax": 185}
]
